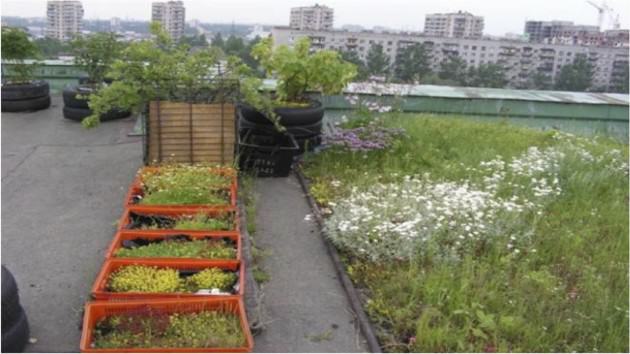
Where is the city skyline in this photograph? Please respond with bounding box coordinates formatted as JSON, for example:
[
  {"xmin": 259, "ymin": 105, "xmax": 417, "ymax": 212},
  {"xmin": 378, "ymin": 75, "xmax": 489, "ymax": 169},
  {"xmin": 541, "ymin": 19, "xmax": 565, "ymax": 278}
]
[{"xmin": 1, "ymin": 0, "xmax": 629, "ymax": 36}]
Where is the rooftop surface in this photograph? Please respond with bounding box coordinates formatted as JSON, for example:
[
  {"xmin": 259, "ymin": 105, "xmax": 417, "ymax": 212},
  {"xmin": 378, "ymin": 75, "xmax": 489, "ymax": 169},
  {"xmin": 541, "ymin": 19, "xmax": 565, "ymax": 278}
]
[{"xmin": 1, "ymin": 96, "xmax": 142, "ymax": 352}]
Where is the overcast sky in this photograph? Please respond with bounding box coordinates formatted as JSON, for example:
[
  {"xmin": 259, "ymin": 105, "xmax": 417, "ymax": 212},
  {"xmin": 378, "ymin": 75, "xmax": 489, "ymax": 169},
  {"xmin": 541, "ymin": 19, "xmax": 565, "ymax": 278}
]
[{"xmin": 2, "ymin": 0, "xmax": 629, "ymax": 35}]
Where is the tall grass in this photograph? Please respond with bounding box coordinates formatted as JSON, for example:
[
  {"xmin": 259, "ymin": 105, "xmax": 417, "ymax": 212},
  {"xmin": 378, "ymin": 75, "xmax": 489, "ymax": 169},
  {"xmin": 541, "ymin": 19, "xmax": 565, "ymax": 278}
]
[{"xmin": 304, "ymin": 114, "xmax": 629, "ymax": 352}]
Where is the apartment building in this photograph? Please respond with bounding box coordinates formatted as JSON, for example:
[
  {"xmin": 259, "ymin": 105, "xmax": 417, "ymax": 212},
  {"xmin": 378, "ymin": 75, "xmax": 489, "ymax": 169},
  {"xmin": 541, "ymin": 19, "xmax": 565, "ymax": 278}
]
[
  {"xmin": 424, "ymin": 11, "xmax": 484, "ymax": 39},
  {"xmin": 45, "ymin": 0, "xmax": 84, "ymax": 41},
  {"xmin": 271, "ymin": 26, "xmax": 628, "ymax": 91},
  {"xmin": 524, "ymin": 20, "xmax": 629, "ymax": 47},
  {"xmin": 290, "ymin": 4, "xmax": 334, "ymax": 31},
  {"xmin": 152, "ymin": 0, "xmax": 186, "ymax": 40}
]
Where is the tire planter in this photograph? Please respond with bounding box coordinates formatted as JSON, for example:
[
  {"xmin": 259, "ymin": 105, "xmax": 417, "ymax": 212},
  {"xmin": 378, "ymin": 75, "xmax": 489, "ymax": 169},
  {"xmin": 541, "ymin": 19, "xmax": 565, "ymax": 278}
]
[
  {"xmin": 62, "ymin": 85, "xmax": 131, "ymax": 122},
  {"xmin": 238, "ymin": 100, "xmax": 324, "ymax": 127},
  {"xmin": 1, "ymin": 265, "xmax": 20, "ymax": 328},
  {"xmin": 2, "ymin": 95, "xmax": 51, "ymax": 113},
  {"xmin": 1, "ymin": 80, "xmax": 49, "ymax": 101},
  {"xmin": 63, "ymin": 106, "xmax": 131, "ymax": 122},
  {"xmin": 1, "ymin": 265, "xmax": 29, "ymax": 352},
  {"xmin": 62, "ymin": 85, "xmax": 93, "ymax": 109},
  {"xmin": 1, "ymin": 80, "xmax": 51, "ymax": 113},
  {"xmin": 1, "ymin": 309, "xmax": 29, "ymax": 353}
]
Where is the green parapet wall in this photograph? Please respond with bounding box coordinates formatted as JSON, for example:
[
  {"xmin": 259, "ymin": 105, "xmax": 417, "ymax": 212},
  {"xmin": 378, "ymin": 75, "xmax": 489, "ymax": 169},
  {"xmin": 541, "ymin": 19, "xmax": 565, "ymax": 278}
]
[
  {"xmin": 2, "ymin": 60, "xmax": 85, "ymax": 93},
  {"xmin": 321, "ymin": 94, "xmax": 629, "ymax": 143},
  {"xmin": 3, "ymin": 62, "xmax": 627, "ymax": 142}
]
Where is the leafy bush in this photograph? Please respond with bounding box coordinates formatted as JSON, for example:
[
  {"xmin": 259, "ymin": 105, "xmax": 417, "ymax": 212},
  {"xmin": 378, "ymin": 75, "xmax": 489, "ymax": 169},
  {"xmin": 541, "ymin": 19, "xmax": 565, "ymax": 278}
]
[
  {"xmin": 70, "ymin": 32, "xmax": 124, "ymax": 86},
  {"xmin": 251, "ymin": 37, "xmax": 357, "ymax": 103},
  {"xmin": 1, "ymin": 27, "xmax": 40, "ymax": 83},
  {"xmin": 83, "ymin": 22, "xmax": 225, "ymax": 128}
]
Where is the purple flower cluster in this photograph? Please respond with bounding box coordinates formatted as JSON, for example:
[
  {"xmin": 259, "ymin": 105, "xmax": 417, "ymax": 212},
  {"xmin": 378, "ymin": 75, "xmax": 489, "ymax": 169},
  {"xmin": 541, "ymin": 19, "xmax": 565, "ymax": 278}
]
[{"xmin": 323, "ymin": 126, "xmax": 406, "ymax": 152}]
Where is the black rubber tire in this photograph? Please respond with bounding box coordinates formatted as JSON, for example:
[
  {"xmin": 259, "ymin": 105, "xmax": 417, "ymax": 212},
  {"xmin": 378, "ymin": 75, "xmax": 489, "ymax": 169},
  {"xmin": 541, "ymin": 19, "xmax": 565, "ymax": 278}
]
[
  {"xmin": 1, "ymin": 309, "xmax": 29, "ymax": 353},
  {"xmin": 62, "ymin": 85, "xmax": 94, "ymax": 109},
  {"xmin": 239, "ymin": 101, "xmax": 324, "ymax": 127},
  {"xmin": 63, "ymin": 106, "xmax": 131, "ymax": 122},
  {"xmin": 1, "ymin": 95, "xmax": 51, "ymax": 113},
  {"xmin": 239, "ymin": 119, "xmax": 322, "ymax": 138},
  {"xmin": 2, "ymin": 265, "xmax": 22, "ymax": 335},
  {"xmin": 1, "ymin": 81, "xmax": 49, "ymax": 101}
]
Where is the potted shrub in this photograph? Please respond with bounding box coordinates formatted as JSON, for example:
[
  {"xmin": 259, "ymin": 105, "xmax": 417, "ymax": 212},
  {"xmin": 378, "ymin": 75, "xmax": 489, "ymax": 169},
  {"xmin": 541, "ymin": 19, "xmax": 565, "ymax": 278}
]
[
  {"xmin": 83, "ymin": 22, "xmax": 229, "ymax": 129},
  {"xmin": 238, "ymin": 37, "xmax": 356, "ymax": 152},
  {"xmin": 63, "ymin": 32, "xmax": 129, "ymax": 122},
  {"xmin": 1, "ymin": 27, "xmax": 51, "ymax": 112}
]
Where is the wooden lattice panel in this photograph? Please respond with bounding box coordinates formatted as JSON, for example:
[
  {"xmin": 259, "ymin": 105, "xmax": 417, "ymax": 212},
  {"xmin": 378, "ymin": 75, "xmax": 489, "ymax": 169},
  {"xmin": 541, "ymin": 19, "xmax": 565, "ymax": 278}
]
[{"xmin": 146, "ymin": 101, "xmax": 235, "ymax": 164}]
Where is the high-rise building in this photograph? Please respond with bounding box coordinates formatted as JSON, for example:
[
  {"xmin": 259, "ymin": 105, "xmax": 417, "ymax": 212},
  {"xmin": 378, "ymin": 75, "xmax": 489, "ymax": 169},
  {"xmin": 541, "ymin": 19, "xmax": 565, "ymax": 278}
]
[
  {"xmin": 271, "ymin": 26, "xmax": 628, "ymax": 91},
  {"xmin": 46, "ymin": 0, "xmax": 84, "ymax": 41},
  {"xmin": 290, "ymin": 4, "xmax": 334, "ymax": 31},
  {"xmin": 152, "ymin": 1, "xmax": 186, "ymax": 40},
  {"xmin": 424, "ymin": 11, "xmax": 484, "ymax": 39},
  {"xmin": 524, "ymin": 20, "xmax": 628, "ymax": 47}
]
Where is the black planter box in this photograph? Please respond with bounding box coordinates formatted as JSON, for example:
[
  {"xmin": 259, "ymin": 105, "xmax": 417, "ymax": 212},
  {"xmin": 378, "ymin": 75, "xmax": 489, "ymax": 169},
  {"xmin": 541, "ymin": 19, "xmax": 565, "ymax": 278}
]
[{"xmin": 238, "ymin": 128, "xmax": 299, "ymax": 177}]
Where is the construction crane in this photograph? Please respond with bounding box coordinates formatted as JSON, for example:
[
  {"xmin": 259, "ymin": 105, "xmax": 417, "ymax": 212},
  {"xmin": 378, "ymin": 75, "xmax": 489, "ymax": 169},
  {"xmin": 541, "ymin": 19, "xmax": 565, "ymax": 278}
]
[{"xmin": 586, "ymin": 0, "xmax": 615, "ymax": 30}]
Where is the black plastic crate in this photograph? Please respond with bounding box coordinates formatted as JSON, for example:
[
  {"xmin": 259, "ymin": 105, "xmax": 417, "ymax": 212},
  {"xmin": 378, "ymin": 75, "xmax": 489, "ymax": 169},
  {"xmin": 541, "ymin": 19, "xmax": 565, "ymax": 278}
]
[{"xmin": 238, "ymin": 128, "xmax": 299, "ymax": 177}]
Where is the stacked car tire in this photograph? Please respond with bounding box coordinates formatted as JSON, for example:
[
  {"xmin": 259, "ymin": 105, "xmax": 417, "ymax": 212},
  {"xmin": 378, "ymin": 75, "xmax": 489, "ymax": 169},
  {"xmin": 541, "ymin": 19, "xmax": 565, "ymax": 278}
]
[
  {"xmin": 62, "ymin": 85, "xmax": 131, "ymax": 122},
  {"xmin": 238, "ymin": 101, "xmax": 325, "ymax": 154},
  {"xmin": 1, "ymin": 265, "xmax": 29, "ymax": 353},
  {"xmin": 1, "ymin": 80, "xmax": 51, "ymax": 113}
]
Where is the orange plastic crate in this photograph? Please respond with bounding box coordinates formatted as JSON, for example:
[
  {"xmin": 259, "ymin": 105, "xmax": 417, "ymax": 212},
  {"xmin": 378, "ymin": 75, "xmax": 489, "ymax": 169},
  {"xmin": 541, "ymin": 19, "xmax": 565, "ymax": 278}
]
[
  {"xmin": 80, "ymin": 297, "xmax": 253, "ymax": 353},
  {"xmin": 125, "ymin": 166, "xmax": 238, "ymax": 211},
  {"xmin": 105, "ymin": 230, "xmax": 241, "ymax": 268},
  {"xmin": 117, "ymin": 208, "xmax": 240, "ymax": 234},
  {"xmin": 92, "ymin": 259, "xmax": 244, "ymax": 300}
]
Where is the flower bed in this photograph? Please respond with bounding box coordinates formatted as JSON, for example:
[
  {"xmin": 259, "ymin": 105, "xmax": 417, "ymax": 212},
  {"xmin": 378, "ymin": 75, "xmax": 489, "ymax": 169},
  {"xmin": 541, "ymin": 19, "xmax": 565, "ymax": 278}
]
[
  {"xmin": 118, "ymin": 209, "xmax": 239, "ymax": 233},
  {"xmin": 92, "ymin": 259, "xmax": 243, "ymax": 300},
  {"xmin": 125, "ymin": 165, "xmax": 238, "ymax": 211},
  {"xmin": 80, "ymin": 297, "xmax": 253, "ymax": 352},
  {"xmin": 303, "ymin": 115, "xmax": 629, "ymax": 352},
  {"xmin": 105, "ymin": 231, "xmax": 241, "ymax": 267}
]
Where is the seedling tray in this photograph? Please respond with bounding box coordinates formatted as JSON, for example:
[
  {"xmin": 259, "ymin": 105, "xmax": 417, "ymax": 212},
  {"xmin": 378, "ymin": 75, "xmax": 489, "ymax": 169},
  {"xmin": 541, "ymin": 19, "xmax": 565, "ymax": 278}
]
[
  {"xmin": 105, "ymin": 231, "xmax": 241, "ymax": 268},
  {"xmin": 92, "ymin": 259, "xmax": 244, "ymax": 300},
  {"xmin": 118, "ymin": 208, "xmax": 239, "ymax": 234},
  {"xmin": 80, "ymin": 297, "xmax": 253, "ymax": 352}
]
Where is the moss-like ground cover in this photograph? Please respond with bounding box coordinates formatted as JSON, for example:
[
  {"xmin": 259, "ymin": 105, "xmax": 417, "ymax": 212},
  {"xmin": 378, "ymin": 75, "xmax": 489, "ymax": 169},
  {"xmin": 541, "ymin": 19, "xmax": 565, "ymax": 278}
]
[
  {"xmin": 139, "ymin": 165, "xmax": 233, "ymax": 205},
  {"xmin": 93, "ymin": 310, "xmax": 245, "ymax": 349},
  {"xmin": 114, "ymin": 238, "xmax": 236, "ymax": 259},
  {"xmin": 303, "ymin": 114, "xmax": 629, "ymax": 352}
]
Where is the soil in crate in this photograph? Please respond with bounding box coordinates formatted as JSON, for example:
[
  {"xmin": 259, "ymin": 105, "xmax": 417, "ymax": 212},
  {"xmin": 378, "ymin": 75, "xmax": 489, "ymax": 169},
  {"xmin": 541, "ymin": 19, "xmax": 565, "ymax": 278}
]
[
  {"xmin": 93, "ymin": 309, "xmax": 245, "ymax": 349},
  {"xmin": 115, "ymin": 235, "xmax": 237, "ymax": 260},
  {"xmin": 125, "ymin": 212, "xmax": 234, "ymax": 231}
]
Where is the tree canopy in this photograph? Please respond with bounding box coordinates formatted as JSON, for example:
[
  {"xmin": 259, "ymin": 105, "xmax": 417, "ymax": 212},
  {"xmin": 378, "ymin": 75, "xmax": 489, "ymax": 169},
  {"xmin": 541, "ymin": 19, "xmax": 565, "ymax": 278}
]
[
  {"xmin": 554, "ymin": 54, "xmax": 593, "ymax": 92},
  {"xmin": 394, "ymin": 43, "xmax": 431, "ymax": 83},
  {"xmin": 366, "ymin": 43, "xmax": 390, "ymax": 78}
]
